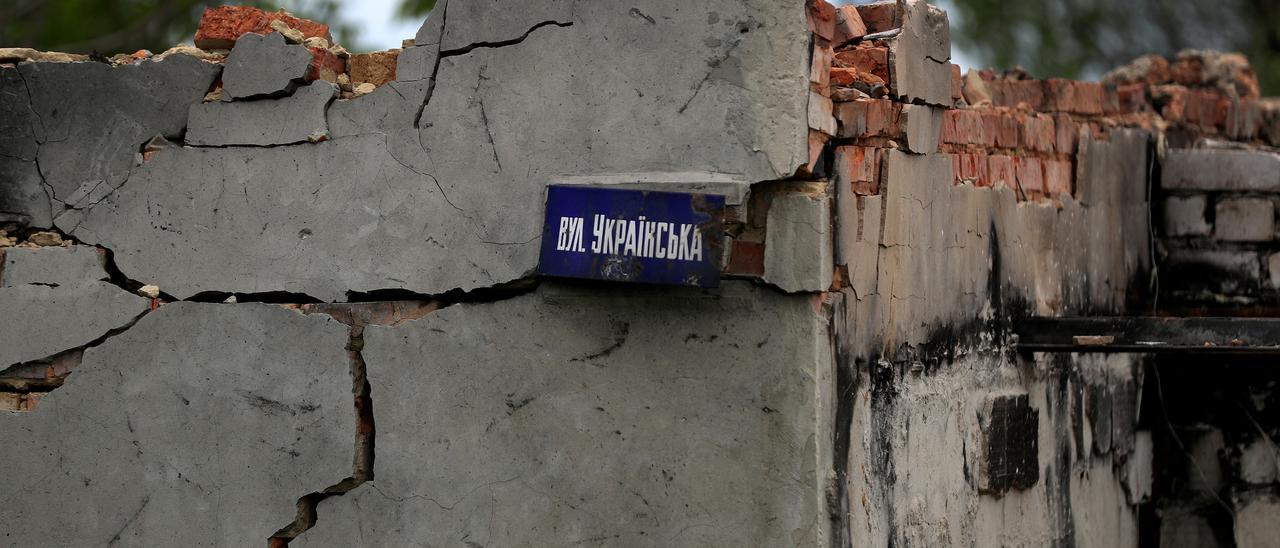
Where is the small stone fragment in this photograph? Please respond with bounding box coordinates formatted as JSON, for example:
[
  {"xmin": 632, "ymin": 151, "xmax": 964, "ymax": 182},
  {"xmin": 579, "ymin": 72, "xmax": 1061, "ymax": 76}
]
[
  {"xmin": 352, "ymin": 82, "xmax": 376, "ymax": 97},
  {"xmin": 269, "ymin": 19, "xmax": 306, "ymax": 44},
  {"xmin": 139, "ymin": 285, "xmax": 161, "ymax": 299},
  {"xmin": 154, "ymin": 45, "xmax": 225, "ymax": 62},
  {"xmin": 0, "ymin": 48, "xmax": 89, "ymax": 63},
  {"xmin": 336, "ymin": 73, "xmax": 352, "ymax": 92},
  {"xmin": 329, "ymin": 44, "xmax": 350, "ymax": 59},
  {"xmin": 302, "ymin": 36, "xmax": 330, "ymax": 50},
  {"xmin": 27, "ymin": 231, "xmax": 64, "ymax": 247},
  {"xmin": 401, "ymin": 39, "xmax": 416, "ymax": 48}
]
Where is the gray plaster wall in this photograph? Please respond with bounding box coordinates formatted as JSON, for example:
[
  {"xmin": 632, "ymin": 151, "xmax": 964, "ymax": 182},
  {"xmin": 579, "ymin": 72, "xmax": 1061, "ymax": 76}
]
[
  {"xmin": 32, "ymin": 0, "xmax": 810, "ymax": 300},
  {"xmin": 295, "ymin": 281, "xmax": 834, "ymax": 547},
  {"xmin": 0, "ymin": 245, "xmax": 149, "ymax": 368},
  {"xmin": 0, "ymin": 303, "xmax": 355, "ymax": 545}
]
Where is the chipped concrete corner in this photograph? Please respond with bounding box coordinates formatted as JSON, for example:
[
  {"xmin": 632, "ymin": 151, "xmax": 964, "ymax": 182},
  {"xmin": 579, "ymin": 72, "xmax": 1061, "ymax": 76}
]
[{"xmin": 2, "ymin": 0, "xmax": 1278, "ymax": 546}]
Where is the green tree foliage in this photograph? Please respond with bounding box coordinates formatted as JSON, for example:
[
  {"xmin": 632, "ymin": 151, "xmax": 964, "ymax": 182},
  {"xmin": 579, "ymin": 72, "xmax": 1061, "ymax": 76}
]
[
  {"xmin": 947, "ymin": 0, "xmax": 1280, "ymax": 94},
  {"xmin": 0, "ymin": 0, "xmax": 364, "ymax": 55},
  {"xmin": 395, "ymin": 0, "xmax": 436, "ymax": 20}
]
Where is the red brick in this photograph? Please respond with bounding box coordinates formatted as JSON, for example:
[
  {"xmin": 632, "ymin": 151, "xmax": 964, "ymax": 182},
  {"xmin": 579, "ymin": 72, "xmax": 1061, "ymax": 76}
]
[
  {"xmin": 1019, "ymin": 113, "xmax": 1055, "ymax": 153},
  {"xmin": 307, "ymin": 47, "xmax": 345, "ymax": 83},
  {"xmin": 1015, "ymin": 157, "xmax": 1045, "ymax": 200},
  {"xmin": 24, "ymin": 392, "xmax": 44, "ymax": 411},
  {"xmin": 830, "ymin": 67, "xmax": 884, "ymax": 88},
  {"xmin": 954, "ymin": 152, "xmax": 989, "ymax": 186},
  {"xmin": 983, "ymin": 112, "xmax": 1019, "ymax": 148},
  {"xmin": 1053, "ymin": 114, "xmax": 1078, "ymax": 154},
  {"xmin": 990, "ymin": 79, "xmax": 1044, "ymax": 110},
  {"xmin": 855, "ymin": 2, "xmax": 900, "ymax": 33},
  {"xmin": 194, "ymin": 6, "xmax": 331, "ymax": 50},
  {"xmin": 1042, "ymin": 159, "xmax": 1073, "ymax": 198},
  {"xmin": 834, "ymin": 45, "xmax": 889, "ymax": 83},
  {"xmin": 810, "ymin": 39, "xmax": 834, "ymax": 93},
  {"xmin": 1112, "ymin": 83, "xmax": 1148, "ymax": 114},
  {"xmin": 834, "ymin": 5, "xmax": 868, "ymax": 43},
  {"xmin": 941, "ymin": 109, "xmax": 986, "ymax": 146},
  {"xmin": 806, "ymin": 0, "xmax": 839, "ymax": 40},
  {"xmin": 804, "ymin": 129, "xmax": 830, "ymax": 176},
  {"xmin": 835, "ymin": 99, "xmax": 900, "ymax": 139},
  {"xmin": 725, "ymin": 240, "xmax": 765, "ymax": 276},
  {"xmin": 1152, "ymin": 85, "xmax": 1188, "ymax": 122},
  {"xmin": 1185, "ymin": 89, "xmax": 1229, "ymax": 129},
  {"xmin": 834, "ymin": 146, "xmax": 879, "ymax": 195},
  {"xmin": 1228, "ymin": 99, "xmax": 1265, "ymax": 140},
  {"xmin": 1044, "ymin": 79, "xmax": 1104, "ymax": 115},
  {"xmin": 988, "ymin": 155, "xmax": 1016, "ymax": 189}
]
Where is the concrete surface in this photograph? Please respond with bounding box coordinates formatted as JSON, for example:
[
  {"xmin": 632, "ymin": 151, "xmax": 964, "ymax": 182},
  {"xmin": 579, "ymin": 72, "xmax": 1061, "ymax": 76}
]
[
  {"xmin": 17, "ymin": 55, "xmax": 220, "ymax": 213},
  {"xmin": 1, "ymin": 245, "xmax": 103, "ymax": 287},
  {"xmin": 220, "ymin": 31, "xmax": 311, "ymax": 100},
  {"xmin": 0, "ymin": 303, "xmax": 354, "ymax": 545},
  {"xmin": 187, "ymin": 80, "xmax": 337, "ymax": 146},
  {"xmin": 295, "ymin": 281, "xmax": 834, "ymax": 547}
]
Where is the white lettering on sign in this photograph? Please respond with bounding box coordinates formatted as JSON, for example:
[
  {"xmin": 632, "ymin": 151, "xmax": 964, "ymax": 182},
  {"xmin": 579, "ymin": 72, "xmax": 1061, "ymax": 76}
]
[{"xmin": 558, "ymin": 215, "xmax": 704, "ymax": 262}]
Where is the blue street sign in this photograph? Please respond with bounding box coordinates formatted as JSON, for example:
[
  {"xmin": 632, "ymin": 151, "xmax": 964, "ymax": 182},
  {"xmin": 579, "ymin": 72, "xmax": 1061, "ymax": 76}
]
[{"xmin": 538, "ymin": 185, "xmax": 726, "ymax": 288}]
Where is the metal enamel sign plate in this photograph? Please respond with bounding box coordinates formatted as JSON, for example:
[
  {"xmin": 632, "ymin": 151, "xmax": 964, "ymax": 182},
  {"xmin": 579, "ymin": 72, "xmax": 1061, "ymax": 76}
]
[{"xmin": 538, "ymin": 185, "xmax": 726, "ymax": 288}]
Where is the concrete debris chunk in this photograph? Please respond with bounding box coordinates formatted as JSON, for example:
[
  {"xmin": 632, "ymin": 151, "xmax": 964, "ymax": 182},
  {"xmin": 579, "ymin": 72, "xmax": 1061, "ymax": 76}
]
[
  {"xmin": 138, "ymin": 285, "xmax": 160, "ymax": 298},
  {"xmin": 887, "ymin": 0, "xmax": 952, "ymax": 106},
  {"xmin": 352, "ymin": 82, "xmax": 376, "ymax": 97},
  {"xmin": 220, "ymin": 31, "xmax": 312, "ymax": 101},
  {"xmin": 764, "ymin": 193, "xmax": 834, "ymax": 292},
  {"xmin": 187, "ymin": 81, "xmax": 337, "ymax": 146}
]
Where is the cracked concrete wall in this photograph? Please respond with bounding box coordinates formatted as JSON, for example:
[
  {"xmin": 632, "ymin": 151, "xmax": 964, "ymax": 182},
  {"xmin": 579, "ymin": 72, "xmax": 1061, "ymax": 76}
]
[
  {"xmin": 0, "ymin": 303, "xmax": 355, "ymax": 545},
  {"xmin": 4, "ymin": 0, "xmax": 1270, "ymax": 546},
  {"xmin": 295, "ymin": 282, "xmax": 834, "ymax": 546}
]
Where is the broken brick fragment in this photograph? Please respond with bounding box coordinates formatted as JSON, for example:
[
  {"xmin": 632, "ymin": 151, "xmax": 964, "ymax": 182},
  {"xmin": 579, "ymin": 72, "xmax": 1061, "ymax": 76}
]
[
  {"xmin": 835, "ymin": 98, "xmax": 900, "ymax": 139},
  {"xmin": 987, "ymin": 154, "xmax": 1016, "ymax": 188},
  {"xmin": 725, "ymin": 240, "xmax": 766, "ymax": 277},
  {"xmin": 194, "ymin": 6, "xmax": 332, "ymax": 50},
  {"xmin": 1043, "ymin": 79, "xmax": 1104, "ymax": 115},
  {"xmin": 1042, "ymin": 159, "xmax": 1073, "ymax": 198},
  {"xmin": 1015, "ymin": 156, "xmax": 1045, "ymax": 199},
  {"xmin": 307, "ymin": 47, "xmax": 346, "ymax": 83},
  {"xmin": 833, "ymin": 5, "xmax": 867, "ymax": 44},
  {"xmin": 834, "ymin": 44, "xmax": 889, "ymax": 83},
  {"xmin": 834, "ymin": 146, "xmax": 880, "ymax": 195},
  {"xmin": 348, "ymin": 50, "xmax": 400, "ymax": 88},
  {"xmin": 855, "ymin": 1, "xmax": 900, "ymax": 33},
  {"xmin": 806, "ymin": 0, "xmax": 839, "ymax": 40}
]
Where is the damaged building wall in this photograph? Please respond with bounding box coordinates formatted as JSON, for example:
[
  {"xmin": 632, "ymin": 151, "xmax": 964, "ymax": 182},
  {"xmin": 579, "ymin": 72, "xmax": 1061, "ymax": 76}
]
[{"xmin": 2, "ymin": 0, "xmax": 1279, "ymax": 546}]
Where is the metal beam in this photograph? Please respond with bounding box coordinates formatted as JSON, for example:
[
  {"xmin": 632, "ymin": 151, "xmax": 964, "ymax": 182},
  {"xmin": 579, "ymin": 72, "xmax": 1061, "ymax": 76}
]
[{"xmin": 1013, "ymin": 316, "xmax": 1280, "ymax": 354}]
